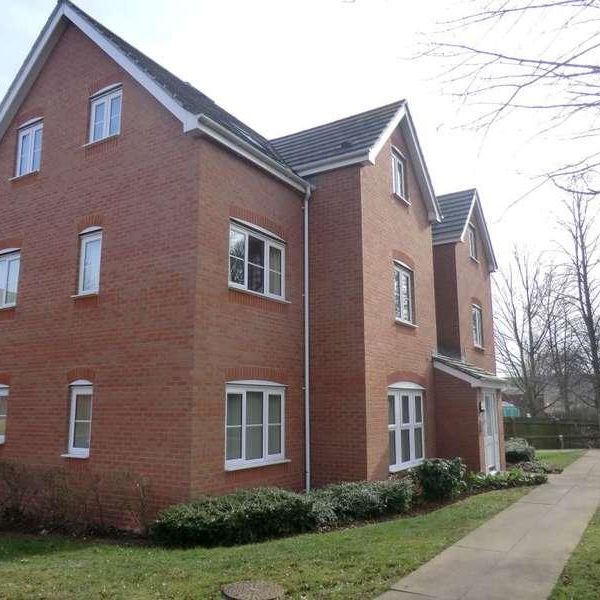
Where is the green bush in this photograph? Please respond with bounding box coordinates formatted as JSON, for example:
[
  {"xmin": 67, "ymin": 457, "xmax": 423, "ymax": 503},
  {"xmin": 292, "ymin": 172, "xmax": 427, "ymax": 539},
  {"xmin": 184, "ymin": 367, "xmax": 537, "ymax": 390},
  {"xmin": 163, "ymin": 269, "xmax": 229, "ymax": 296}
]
[
  {"xmin": 413, "ymin": 458, "xmax": 467, "ymax": 501},
  {"xmin": 516, "ymin": 460, "xmax": 560, "ymax": 474},
  {"xmin": 152, "ymin": 488, "xmax": 314, "ymax": 547},
  {"xmin": 505, "ymin": 437, "xmax": 535, "ymax": 463},
  {"xmin": 467, "ymin": 469, "xmax": 547, "ymax": 492},
  {"xmin": 153, "ymin": 479, "xmax": 414, "ymax": 546},
  {"xmin": 311, "ymin": 479, "xmax": 413, "ymax": 526}
]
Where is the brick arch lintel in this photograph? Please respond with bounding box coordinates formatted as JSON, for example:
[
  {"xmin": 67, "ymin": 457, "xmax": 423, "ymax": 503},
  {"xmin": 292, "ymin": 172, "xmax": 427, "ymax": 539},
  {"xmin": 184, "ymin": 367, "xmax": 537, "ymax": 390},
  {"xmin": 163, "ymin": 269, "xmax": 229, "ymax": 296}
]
[
  {"xmin": 386, "ymin": 370, "xmax": 427, "ymax": 389},
  {"xmin": 66, "ymin": 368, "xmax": 96, "ymax": 384}
]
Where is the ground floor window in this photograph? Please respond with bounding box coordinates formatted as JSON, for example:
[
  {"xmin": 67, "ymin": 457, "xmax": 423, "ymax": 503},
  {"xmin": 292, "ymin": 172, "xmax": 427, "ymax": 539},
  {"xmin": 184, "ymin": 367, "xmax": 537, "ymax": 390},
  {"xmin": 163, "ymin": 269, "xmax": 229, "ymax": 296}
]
[
  {"xmin": 388, "ymin": 388, "xmax": 424, "ymax": 471},
  {"xmin": 225, "ymin": 383, "xmax": 285, "ymax": 469},
  {"xmin": 0, "ymin": 385, "xmax": 7, "ymax": 444},
  {"xmin": 68, "ymin": 381, "xmax": 93, "ymax": 458}
]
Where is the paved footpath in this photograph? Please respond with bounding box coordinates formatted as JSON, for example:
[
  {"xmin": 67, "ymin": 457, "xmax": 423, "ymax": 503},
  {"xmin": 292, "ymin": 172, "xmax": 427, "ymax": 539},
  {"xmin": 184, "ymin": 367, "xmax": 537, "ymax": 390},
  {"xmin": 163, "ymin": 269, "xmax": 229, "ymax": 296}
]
[{"xmin": 378, "ymin": 450, "xmax": 600, "ymax": 600}]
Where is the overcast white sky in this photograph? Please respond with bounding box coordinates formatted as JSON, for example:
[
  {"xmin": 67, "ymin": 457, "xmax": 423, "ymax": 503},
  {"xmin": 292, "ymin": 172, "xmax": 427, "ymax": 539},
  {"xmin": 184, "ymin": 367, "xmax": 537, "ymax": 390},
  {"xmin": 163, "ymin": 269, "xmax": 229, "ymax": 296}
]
[{"xmin": 1, "ymin": 0, "xmax": 592, "ymax": 271}]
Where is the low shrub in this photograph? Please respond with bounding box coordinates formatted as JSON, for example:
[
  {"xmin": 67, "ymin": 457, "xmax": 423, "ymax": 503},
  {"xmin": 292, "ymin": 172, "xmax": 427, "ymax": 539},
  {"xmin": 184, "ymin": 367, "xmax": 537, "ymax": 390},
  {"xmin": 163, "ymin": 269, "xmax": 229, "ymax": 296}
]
[
  {"xmin": 467, "ymin": 469, "xmax": 547, "ymax": 492},
  {"xmin": 505, "ymin": 437, "xmax": 535, "ymax": 463},
  {"xmin": 152, "ymin": 487, "xmax": 314, "ymax": 547},
  {"xmin": 514, "ymin": 460, "xmax": 560, "ymax": 474},
  {"xmin": 311, "ymin": 478, "xmax": 413, "ymax": 526},
  {"xmin": 413, "ymin": 458, "xmax": 467, "ymax": 501}
]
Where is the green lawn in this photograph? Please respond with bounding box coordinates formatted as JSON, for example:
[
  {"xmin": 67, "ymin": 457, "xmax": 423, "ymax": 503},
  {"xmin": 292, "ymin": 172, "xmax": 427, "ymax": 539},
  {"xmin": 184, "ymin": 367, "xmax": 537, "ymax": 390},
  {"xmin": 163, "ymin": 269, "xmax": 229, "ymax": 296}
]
[
  {"xmin": 0, "ymin": 488, "xmax": 528, "ymax": 600},
  {"xmin": 551, "ymin": 505, "xmax": 600, "ymax": 599},
  {"xmin": 537, "ymin": 449, "xmax": 585, "ymax": 470}
]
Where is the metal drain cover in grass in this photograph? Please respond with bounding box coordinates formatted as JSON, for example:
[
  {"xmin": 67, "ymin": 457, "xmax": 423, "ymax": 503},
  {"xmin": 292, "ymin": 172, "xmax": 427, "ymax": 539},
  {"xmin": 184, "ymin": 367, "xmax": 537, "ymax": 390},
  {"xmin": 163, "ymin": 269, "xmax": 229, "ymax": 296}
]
[{"xmin": 221, "ymin": 580, "xmax": 285, "ymax": 600}]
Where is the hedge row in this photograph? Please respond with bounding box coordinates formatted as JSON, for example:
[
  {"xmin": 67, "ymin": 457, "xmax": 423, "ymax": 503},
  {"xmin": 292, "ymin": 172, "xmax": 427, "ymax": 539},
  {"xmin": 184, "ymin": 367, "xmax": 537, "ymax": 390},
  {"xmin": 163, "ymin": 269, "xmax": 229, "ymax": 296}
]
[{"xmin": 152, "ymin": 458, "xmax": 548, "ymax": 547}]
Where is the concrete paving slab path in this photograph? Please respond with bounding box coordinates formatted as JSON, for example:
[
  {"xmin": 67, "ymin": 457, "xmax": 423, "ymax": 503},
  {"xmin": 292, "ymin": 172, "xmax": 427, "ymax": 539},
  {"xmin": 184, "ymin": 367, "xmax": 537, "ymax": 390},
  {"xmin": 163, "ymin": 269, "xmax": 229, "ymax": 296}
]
[{"xmin": 377, "ymin": 450, "xmax": 600, "ymax": 600}]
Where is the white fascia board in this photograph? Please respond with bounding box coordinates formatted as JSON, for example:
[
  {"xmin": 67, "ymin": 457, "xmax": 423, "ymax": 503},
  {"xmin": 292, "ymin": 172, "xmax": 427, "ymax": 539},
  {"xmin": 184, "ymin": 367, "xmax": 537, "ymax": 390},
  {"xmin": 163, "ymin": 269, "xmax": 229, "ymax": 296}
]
[
  {"xmin": 0, "ymin": 4, "xmax": 67, "ymax": 142},
  {"xmin": 459, "ymin": 191, "xmax": 498, "ymax": 272},
  {"xmin": 433, "ymin": 359, "xmax": 504, "ymax": 389},
  {"xmin": 368, "ymin": 104, "xmax": 441, "ymax": 224},
  {"xmin": 295, "ymin": 149, "xmax": 371, "ymax": 177},
  {"xmin": 194, "ymin": 115, "xmax": 309, "ymax": 193}
]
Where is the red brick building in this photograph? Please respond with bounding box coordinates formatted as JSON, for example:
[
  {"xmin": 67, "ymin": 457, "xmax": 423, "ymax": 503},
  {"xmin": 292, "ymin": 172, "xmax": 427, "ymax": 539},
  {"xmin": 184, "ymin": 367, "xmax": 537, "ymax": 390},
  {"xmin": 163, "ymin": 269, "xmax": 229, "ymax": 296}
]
[{"xmin": 0, "ymin": 1, "xmax": 504, "ymax": 521}]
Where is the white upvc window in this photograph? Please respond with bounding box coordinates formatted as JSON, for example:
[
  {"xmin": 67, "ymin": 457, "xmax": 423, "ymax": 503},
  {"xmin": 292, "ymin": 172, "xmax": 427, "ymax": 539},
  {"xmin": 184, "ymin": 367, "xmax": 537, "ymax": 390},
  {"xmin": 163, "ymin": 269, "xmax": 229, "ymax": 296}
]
[
  {"xmin": 0, "ymin": 251, "xmax": 21, "ymax": 308},
  {"xmin": 472, "ymin": 304, "xmax": 484, "ymax": 348},
  {"xmin": 229, "ymin": 223, "xmax": 285, "ymax": 299},
  {"xmin": 0, "ymin": 386, "xmax": 8, "ymax": 444},
  {"xmin": 468, "ymin": 224, "xmax": 478, "ymax": 260},
  {"xmin": 225, "ymin": 383, "xmax": 285, "ymax": 470},
  {"xmin": 15, "ymin": 120, "xmax": 43, "ymax": 177},
  {"xmin": 392, "ymin": 148, "xmax": 408, "ymax": 201},
  {"xmin": 68, "ymin": 382, "xmax": 93, "ymax": 458},
  {"xmin": 394, "ymin": 262, "xmax": 415, "ymax": 324},
  {"xmin": 388, "ymin": 389, "xmax": 424, "ymax": 471},
  {"xmin": 89, "ymin": 87, "xmax": 122, "ymax": 143},
  {"xmin": 78, "ymin": 229, "xmax": 102, "ymax": 295}
]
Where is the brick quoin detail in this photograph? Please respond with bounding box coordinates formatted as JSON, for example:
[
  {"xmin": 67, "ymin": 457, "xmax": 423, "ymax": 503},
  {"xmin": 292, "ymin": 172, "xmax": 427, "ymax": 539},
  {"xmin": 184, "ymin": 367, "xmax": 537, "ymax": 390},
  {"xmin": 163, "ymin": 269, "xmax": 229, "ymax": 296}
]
[
  {"xmin": 229, "ymin": 206, "xmax": 287, "ymax": 239},
  {"xmin": 0, "ymin": 237, "xmax": 23, "ymax": 251},
  {"xmin": 392, "ymin": 249, "xmax": 415, "ymax": 270},
  {"xmin": 65, "ymin": 368, "xmax": 96, "ymax": 383},
  {"xmin": 386, "ymin": 371, "xmax": 427, "ymax": 388},
  {"xmin": 77, "ymin": 213, "xmax": 104, "ymax": 232}
]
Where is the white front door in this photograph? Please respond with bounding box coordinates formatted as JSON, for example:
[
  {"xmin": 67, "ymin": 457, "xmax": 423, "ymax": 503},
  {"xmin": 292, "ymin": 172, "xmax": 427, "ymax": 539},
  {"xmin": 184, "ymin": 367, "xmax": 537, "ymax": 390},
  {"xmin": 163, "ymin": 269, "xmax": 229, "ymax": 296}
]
[{"xmin": 483, "ymin": 391, "xmax": 500, "ymax": 472}]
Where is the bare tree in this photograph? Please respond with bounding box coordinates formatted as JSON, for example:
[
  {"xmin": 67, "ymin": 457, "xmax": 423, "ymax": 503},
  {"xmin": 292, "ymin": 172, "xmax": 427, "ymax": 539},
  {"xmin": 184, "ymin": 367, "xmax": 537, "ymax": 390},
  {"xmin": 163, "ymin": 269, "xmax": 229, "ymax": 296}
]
[
  {"xmin": 495, "ymin": 250, "xmax": 557, "ymax": 415},
  {"xmin": 426, "ymin": 0, "xmax": 600, "ymax": 192},
  {"xmin": 560, "ymin": 189, "xmax": 600, "ymax": 426}
]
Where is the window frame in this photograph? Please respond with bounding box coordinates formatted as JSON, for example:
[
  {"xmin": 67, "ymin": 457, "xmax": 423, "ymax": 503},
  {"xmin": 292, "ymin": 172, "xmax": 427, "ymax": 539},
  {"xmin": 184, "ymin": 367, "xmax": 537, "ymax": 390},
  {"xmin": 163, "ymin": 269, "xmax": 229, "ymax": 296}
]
[
  {"xmin": 0, "ymin": 250, "xmax": 21, "ymax": 309},
  {"xmin": 77, "ymin": 229, "xmax": 103, "ymax": 296},
  {"xmin": 225, "ymin": 383, "xmax": 285, "ymax": 471},
  {"xmin": 88, "ymin": 87, "xmax": 123, "ymax": 143},
  {"xmin": 0, "ymin": 385, "xmax": 8, "ymax": 445},
  {"xmin": 15, "ymin": 119, "xmax": 43, "ymax": 177},
  {"xmin": 468, "ymin": 224, "xmax": 478, "ymax": 261},
  {"xmin": 228, "ymin": 222, "xmax": 286, "ymax": 300},
  {"xmin": 67, "ymin": 382, "xmax": 93, "ymax": 458},
  {"xmin": 472, "ymin": 304, "xmax": 484, "ymax": 348},
  {"xmin": 391, "ymin": 147, "xmax": 408, "ymax": 202},
  {"xmin": 388, "ymin": 388, "xmax": 425, "ymax": 472},
  {"xmin": 394, "ymin": 261, "xmax": 415, "ymax": 325}
]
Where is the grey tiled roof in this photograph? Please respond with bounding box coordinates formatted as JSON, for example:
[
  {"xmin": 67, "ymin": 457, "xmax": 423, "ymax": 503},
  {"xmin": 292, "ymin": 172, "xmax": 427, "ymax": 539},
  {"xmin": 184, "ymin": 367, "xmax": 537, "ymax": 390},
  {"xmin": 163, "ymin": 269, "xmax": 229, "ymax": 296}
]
[
  {"xmin": 64, "ymin": 1, "xmax": 285, "ymax": 165},
  {"xmin": 432, "ymin": 189, "xmax": 476, "ymax": 244},
  {"xmin": 433, "ymin": 353, "xmax": 504, "ymax": 384},
  {"xmin": 271, "ymin": 100, "xmax": 405, "ymax": 171}
]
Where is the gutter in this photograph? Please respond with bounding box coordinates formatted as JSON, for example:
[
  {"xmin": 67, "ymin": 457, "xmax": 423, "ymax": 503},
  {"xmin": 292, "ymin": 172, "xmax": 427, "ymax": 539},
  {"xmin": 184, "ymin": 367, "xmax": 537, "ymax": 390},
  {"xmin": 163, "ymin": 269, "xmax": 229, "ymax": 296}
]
[
  {"xmin": 194, "ymin": 114, "xmax": 309, "ymax": 193},
  {"xmin": 303, "ymin": 183, "xmax": 312, "ymax": 492}
]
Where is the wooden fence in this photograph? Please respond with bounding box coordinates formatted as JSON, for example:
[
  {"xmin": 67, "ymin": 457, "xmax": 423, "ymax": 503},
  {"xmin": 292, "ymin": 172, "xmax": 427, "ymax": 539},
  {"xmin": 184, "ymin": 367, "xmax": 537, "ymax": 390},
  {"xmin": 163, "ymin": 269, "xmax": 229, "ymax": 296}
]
[{"xmin": 504, "ymin": 417, "xmax": 600, "ymax": 449}]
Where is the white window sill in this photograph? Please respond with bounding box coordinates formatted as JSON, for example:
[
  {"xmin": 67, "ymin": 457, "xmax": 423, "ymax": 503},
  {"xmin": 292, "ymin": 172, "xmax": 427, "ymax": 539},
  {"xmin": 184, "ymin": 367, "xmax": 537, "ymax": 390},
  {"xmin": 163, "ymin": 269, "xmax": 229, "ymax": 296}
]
[
  {"xmin": 389, "ymin": 459, "xmax": 423, "ymax": 473},
  {"xmin": 393, "ymin": 192, "xmax": 411, "ymax": 206},
  {"xmin": 395, "ymin": 318, "xmax": 418, "ymax": 329},
  {"xmin": 61, "ymin": 452, "xmax": 89, "ymax": 459},
  {"xmin": 9, "ymin": 170, "xmax": 40, "ymax": 182},
  {"xmin": 0, "ymin": 304, "xmax": 16, "ymax": 311},
  {"xmin": 71, "ymin": 292, "xmax": 99, "ymax": 299},
  {"xmin": 228, "ymin": 285, "xmax": 290, "ymax": 304},
  {"xmin": 225, "ymin": 458, "xmax": 290, "ymax": 472},
  {"xmin": 82, "ymin": 134, "xmax": 120, "ymax": 148},
  {"xmin": 470, "ymin": 256, "xmax": 480, "ymax": 264},
  {"xmin": 0, "ymin": 438, "xmax": 5, "ymax": 445}
]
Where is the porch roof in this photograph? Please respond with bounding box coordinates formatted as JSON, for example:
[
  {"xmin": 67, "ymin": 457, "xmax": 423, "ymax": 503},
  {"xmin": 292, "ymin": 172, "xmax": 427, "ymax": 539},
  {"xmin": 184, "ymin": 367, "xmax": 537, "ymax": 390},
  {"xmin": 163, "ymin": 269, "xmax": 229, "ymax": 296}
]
[{"xmin": 433, "ymin": 353, "xmax": 505, "ymax": 388}]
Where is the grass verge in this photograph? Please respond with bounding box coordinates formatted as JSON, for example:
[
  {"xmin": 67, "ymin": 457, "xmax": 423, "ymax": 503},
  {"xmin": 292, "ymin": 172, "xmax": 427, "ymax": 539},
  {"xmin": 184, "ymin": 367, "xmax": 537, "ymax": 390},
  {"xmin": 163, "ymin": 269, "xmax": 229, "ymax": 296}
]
[
  {"xmin": 0, "ymin": 488, "xmax": 528, "ymax": 599},
  {"xmin": 551, "ymin": 505, "xmax": 600, "ymax": 599},
  {"xmin": 537, "ymin": 449, "xmax": 585, "ymax": 470}
]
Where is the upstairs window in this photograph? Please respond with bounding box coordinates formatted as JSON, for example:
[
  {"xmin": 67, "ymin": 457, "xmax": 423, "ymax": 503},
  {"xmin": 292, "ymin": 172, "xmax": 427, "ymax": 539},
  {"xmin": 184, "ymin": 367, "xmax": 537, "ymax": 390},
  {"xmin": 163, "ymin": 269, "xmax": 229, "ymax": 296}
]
[
  {"xmin": 225, "ymin": 383, "xmax": 285, "ymax": 470},
  {"xmin": 0, "ymin": 250, "xmax": 21, "ymax": 308},
  {"xmin": 89, "ymin": 87, "xmax": 122, "ymax": 143},
  {"xmin": 229, "ymin": 222, "xmax": 285, "ymax": 299},
  {"xmin": 468, "ymin": 225, "xmax": 478, "ymax": 260},
  {"xmin": 0, "ymin": 386, "xmax": 8, "ymax": 444},
  {"xmin": 68, "ymin": 381, "xmax": 93, "ymax": 458},
  {"xmin": 394, "ymin": 262, "xmax": 415, "ymax": 324},
  {"xmin": 472, "ymin": 304, "xmax": 484, "ymax": 348},
  {"xmin": 78, "ymin": 229, "xmax": 102, "ymax": 295},
  {"xmin": 16, "ymin": 120, "xmax": 43, "ymax": 177},
  {"xmin": 392, "ymin": 148, "xmax": 407, "ymax": 201}
]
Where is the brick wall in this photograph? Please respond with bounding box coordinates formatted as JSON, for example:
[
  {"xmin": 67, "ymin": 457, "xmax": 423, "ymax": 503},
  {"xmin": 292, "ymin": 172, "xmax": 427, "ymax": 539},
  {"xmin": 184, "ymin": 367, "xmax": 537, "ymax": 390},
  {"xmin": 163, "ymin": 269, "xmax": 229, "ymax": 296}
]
[
  {"xmin": 0, "ymin": 25, "xmax": 201, "ymax": 516},
  {"xmin": 360, "ymin": 129, "xmax": 438, "ymax": 479},
  {"xmin": 433, "ymin": 243, "xmax": 460, "ymax": 354}
]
